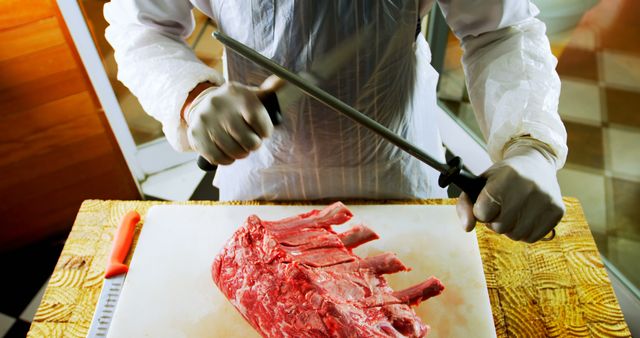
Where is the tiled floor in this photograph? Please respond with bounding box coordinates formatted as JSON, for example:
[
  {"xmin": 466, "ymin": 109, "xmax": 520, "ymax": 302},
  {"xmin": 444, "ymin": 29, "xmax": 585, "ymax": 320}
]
[
  {"xmin": 0, "ymin": 235, "xmax": 66, "ymax": 337},
  {"xmin": 438, "ymin": 0, "xmax": 640, "ymax": 289},
  {"xmin": 0, "ymin": 314, "xmax": 14, "ymax": 338},
  {"xmin": 558, "ymin": 78, "xmax": 602, "ymax": 124},
  {"xmin": 557, "ymin": 168, "xmax": 607, "ymax": 233}
]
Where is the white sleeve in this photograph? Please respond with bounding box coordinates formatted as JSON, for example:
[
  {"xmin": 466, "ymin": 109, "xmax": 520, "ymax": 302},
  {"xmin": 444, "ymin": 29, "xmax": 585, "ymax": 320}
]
[
  {"xmin": 104, "ymin": 0, "xmax": 224, "ymax": 151},
  {"xmin": 437, "ymin": 0, "xmax": 568, "ymax": 169}
]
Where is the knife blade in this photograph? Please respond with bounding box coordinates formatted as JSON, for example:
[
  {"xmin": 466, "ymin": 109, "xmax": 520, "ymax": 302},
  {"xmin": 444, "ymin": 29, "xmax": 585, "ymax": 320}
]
[{"xmin": 87, "ymin": 211, "xmax": 140, "ymax": 338}]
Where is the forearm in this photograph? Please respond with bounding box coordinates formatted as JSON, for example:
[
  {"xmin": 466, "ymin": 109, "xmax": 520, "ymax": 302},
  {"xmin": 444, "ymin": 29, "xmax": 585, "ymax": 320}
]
[
  {"xmin": 460, "ymin": 17, "xmax": 567, "ymax": 168},
  {"xmin": 103, "ymin": 0, "xmax": 224, "ymax": 151}
]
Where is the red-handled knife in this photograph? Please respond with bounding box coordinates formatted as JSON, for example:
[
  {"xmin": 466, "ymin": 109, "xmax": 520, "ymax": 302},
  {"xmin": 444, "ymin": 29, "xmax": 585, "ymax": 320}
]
[
  {"xmin": 104, "ymin": 211, "xmax": 139, "ymax": 278},
  {"xmin": 87, "ymin": 211, "xmax": 140, "ymax": 338}
]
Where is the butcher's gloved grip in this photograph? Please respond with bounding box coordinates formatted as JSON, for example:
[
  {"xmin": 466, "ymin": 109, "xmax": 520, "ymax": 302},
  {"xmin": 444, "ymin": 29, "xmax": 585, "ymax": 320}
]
[
  {"xmin": 442, "ymin": 155, "xmax": 556, "ymax": 242},
  {"xmin": 455, "ymin": 138, "xmax": 561, "ymax": 243},
  {"xmin": 197, "ymin": 91, "xmax": 283, "ymax": 172}
]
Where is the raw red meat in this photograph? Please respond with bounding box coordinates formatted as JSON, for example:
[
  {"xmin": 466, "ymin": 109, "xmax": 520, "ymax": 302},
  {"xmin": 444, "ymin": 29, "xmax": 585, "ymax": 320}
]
[{"xmin": 212, "ymin": 202, "xmax": 444, "ymax": 337}]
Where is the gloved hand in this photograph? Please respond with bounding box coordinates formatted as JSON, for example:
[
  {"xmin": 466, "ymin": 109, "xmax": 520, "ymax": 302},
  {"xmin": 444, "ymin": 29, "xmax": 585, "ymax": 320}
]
[
  {"xmin": 456, "ymin": 137, "xmax": 565, "ymax": 243},
  {"xmin": 184, "ymin": 82, "xmax": 274, "ymax": 165}
]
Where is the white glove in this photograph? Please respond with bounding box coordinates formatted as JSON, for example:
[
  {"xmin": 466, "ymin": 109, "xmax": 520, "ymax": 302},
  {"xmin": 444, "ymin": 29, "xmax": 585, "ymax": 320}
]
[
  {"xmin": 185, "ymin": 82, "xmax": 274, "ymax": 165},
  {"xmin": 456, "ymin": 137, "xmax": 565, "ymax": 243}
]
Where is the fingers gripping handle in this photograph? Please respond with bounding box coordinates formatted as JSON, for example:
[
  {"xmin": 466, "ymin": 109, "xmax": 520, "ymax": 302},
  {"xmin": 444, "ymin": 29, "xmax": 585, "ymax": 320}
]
[
  {"xmin": 437, "ymin": 156, "xmax": 486, "ymax": 203},
  {"xmin": 257, "ymin": 90, "xmax": 284, "ymax": 125},
  {"xmin": 450, "ymin": 171, "xmax": 487, "ymax": 203},
  {"xmin": 196, "ymin": 91, "xmax": 283, "ymax": 172},
  {"xmin": 196, "ymin": 154, "xmax": 217, "ymax": 172},
  {"xmin": 439, "ymin": 156, "xmax": 556, "ymax": 241}
]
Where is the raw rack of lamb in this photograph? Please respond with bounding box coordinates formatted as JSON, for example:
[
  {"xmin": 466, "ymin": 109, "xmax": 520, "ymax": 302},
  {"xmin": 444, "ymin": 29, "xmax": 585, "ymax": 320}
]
[{"xmin": 212, "ymin": 202, "xmax": 444, "ymax": 337}]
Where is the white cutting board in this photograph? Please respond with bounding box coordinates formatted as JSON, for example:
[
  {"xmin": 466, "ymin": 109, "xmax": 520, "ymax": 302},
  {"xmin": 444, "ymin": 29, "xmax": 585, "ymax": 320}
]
[{"xmin": 108, "ymin": 204, "xmax": 496, "ymax": 338}]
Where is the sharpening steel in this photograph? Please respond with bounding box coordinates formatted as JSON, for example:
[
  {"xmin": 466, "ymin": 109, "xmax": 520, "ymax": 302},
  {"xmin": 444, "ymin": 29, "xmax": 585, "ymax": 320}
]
[{"xmin": 213, "ymin": 31, "xmax": 486, "ymax": 202}]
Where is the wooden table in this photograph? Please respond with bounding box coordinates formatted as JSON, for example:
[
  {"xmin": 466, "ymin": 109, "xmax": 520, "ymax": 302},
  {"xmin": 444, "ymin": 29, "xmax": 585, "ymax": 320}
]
[{"xmin": 26, "ymin": 198, "xmax": 631, "ymax": 337}]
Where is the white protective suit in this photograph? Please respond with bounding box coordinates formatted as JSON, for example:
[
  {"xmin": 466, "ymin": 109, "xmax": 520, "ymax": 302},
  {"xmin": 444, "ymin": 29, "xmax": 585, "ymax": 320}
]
[{"xmin": 104, "ymin": 0, "xmax": 567, "ymax": 201}]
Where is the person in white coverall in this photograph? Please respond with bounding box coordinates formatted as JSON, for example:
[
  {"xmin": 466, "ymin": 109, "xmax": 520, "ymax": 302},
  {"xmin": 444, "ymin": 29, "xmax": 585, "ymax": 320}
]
[{"xmin": 104, "ymin": 0, "xmax": 568, "ymax": 243}]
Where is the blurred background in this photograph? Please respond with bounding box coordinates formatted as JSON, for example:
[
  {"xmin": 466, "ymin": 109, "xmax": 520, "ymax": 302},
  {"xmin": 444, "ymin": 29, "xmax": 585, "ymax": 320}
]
[{"xmin": 0, "ymin": 0, "xmax": 638, "ymax": 336}]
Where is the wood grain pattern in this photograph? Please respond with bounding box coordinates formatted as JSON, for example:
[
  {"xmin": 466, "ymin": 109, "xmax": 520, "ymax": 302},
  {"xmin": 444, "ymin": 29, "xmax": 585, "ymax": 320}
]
[
  {"xmin": 0, "ymin": 0, "xmax": 56, "ymax": 30},
  {"xmin": 0, "ymin": 0, "xmax": 140, "ymax": 250},
  {"xmin": 26, "ymin": 198, "xmax": 631, "ymax": 337},
  {"xmin": 0, "ymin": 17, "xmax": 64, "ymax": 61}
]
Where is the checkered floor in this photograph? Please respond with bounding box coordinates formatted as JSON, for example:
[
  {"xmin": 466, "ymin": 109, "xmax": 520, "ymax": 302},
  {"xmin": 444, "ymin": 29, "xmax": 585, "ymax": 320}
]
[
  {"xmin": 438, "ymin": 0, "xmax": 640, "ymax": 292},
  {"xmin": 0, "ymin": 236, "xmax": 65, "ymax": 337}
]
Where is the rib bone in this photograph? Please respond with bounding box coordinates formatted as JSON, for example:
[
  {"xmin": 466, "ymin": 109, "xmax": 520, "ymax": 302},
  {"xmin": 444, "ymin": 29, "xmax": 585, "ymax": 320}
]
[
  {"xmin": 338, "ymin": 224, "xmax": 379, "ymax": 249},
  {"xmin": 392, "ymin": 277, "xmax": 445, "ymax": 306}
]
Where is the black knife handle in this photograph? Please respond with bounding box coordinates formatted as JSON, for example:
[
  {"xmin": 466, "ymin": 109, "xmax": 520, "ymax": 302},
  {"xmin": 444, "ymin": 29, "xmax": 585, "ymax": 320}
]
[
  {"xmin": 197, "ymin": 91, "xmax": 283, "ymax": 172},
  {"xmin": 437, "ymin": 156, "xmax": 486, "ymax": 203},
  {"xmin": 438, "ymin": 156, "xmax": 556, "ymax": 241}
]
